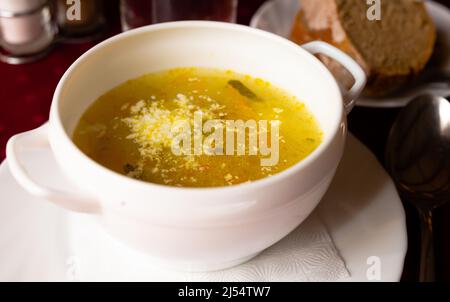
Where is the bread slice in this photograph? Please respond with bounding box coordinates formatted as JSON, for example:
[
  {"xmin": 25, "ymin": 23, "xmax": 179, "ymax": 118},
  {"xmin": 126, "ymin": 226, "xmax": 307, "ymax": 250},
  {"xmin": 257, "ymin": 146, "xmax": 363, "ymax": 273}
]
[{"xmin": 291, "ymin": 0, "xmax": 437, "ymax": 96}]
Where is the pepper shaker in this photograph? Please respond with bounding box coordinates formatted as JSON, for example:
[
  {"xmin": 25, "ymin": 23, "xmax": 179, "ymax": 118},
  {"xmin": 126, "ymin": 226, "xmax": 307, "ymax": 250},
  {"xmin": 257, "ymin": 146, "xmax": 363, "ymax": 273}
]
[{"xmin": 55, "ymin": 0, "xmax": 105, "ymax": 40}]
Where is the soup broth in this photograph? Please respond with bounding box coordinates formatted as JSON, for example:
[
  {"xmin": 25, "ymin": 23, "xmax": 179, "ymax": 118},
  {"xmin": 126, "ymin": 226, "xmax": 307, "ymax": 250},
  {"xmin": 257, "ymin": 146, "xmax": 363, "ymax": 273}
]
[{"xmin": 73, "ymin": 68, "xmax": 322, "ymax": 187}]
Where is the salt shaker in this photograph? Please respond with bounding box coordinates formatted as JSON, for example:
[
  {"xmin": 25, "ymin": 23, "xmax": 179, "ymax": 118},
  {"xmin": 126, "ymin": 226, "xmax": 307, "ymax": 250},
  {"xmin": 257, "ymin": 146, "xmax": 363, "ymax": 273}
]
[{"xmin": 0, "ymin": 0, "xmax": 56, "ymax": 64}]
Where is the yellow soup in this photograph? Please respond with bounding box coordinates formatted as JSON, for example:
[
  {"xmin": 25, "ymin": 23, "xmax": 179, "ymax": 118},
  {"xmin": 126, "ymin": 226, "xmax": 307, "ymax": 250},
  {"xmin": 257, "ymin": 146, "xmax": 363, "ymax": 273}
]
[{"xmin": 73, "ymin": 68, "xmax": 322, "ymax": 187}]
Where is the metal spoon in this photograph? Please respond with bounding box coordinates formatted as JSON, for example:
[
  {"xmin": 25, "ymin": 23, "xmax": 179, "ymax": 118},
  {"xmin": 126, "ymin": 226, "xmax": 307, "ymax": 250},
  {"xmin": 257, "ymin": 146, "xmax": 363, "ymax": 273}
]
[{"xmin": 386, "ymin": 94, "xmax": 450, "ymax": 282}]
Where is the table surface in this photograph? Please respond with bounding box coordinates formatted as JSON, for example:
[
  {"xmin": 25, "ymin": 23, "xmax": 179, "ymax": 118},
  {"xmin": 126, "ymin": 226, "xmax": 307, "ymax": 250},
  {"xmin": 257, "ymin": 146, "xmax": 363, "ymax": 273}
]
[{"xmin": 1, "ymin": 0, "xmax": 449, "ymax": 282}]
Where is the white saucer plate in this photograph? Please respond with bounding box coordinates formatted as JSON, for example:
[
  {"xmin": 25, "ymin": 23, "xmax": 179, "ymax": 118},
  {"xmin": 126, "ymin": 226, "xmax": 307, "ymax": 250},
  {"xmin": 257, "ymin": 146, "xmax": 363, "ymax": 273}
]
[
  {"xmin": 251, "ymin": 0, "xmax": 450, "ymax": 108},
  {"xmin": 0, "ymin": 134, "xmax": 406, "ymax": 282}
]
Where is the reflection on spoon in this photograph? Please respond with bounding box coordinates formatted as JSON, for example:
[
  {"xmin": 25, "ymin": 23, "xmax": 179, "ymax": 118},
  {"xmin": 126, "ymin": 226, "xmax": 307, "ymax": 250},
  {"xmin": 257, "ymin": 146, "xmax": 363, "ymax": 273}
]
[{"xmin": 386, "ymin": 94, "xmax": 450, "ymax": 282}]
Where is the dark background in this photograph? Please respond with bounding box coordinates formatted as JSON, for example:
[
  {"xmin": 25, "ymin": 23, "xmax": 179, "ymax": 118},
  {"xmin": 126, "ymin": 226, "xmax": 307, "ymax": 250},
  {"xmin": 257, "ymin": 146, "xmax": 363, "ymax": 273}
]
[{"xmin": 0, "ymin": 0, "xmax": 449, "ymax": 281}]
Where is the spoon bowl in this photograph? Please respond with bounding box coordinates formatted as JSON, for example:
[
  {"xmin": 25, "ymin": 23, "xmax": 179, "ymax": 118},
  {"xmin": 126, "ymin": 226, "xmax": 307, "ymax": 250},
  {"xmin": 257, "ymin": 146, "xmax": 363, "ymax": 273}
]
[{"xmin": 386, "ymin": 94, "xmax": 450, "ymax": 281}]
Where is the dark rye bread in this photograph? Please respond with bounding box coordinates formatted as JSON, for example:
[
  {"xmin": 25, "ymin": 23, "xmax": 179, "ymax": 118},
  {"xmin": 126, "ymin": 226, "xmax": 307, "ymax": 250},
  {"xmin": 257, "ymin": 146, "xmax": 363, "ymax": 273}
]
[{"xmin": 291, "ymin": 0, "xmax": 437, "ymax": 96}]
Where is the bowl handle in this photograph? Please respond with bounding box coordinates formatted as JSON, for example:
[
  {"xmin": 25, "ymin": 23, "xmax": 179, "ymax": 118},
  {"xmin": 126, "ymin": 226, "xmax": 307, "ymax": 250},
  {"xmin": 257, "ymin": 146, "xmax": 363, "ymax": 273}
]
[
  {"xmin": 6, "ymin": 123, "xmax": 101, "ymax": 214},
  {"xmin": 302, "ymin": 41, "xmax": 367, "ymax": 114}
]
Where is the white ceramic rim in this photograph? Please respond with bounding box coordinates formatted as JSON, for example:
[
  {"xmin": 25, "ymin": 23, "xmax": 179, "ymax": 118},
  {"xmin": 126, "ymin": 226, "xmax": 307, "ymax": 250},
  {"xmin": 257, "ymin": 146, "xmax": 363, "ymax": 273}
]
[{"xmin": 50, "ymin": 21, "xmax": 344, "ymax": 194}]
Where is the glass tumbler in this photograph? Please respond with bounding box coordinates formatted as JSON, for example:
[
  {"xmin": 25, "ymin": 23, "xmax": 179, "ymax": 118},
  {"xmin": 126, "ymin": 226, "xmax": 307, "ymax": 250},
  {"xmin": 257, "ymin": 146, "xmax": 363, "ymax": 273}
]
[{"xmin": 121, "ymin": 0, "xmax": 238, "ymax": 32}]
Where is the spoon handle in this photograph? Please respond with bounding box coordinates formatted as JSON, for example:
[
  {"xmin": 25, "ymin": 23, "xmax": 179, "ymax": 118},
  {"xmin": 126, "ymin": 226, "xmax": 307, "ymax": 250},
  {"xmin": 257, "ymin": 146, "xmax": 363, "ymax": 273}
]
[{"xmin": 418, "ymin": 209, "xmax": 435, "ymax": 282}]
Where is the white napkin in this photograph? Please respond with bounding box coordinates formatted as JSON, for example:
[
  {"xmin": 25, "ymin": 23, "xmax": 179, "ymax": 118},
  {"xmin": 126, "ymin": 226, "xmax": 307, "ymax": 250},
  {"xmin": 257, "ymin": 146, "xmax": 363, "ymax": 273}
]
[{"xmin": 66, "ymin": 213, "xmax": 350, "ymax": 282}]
